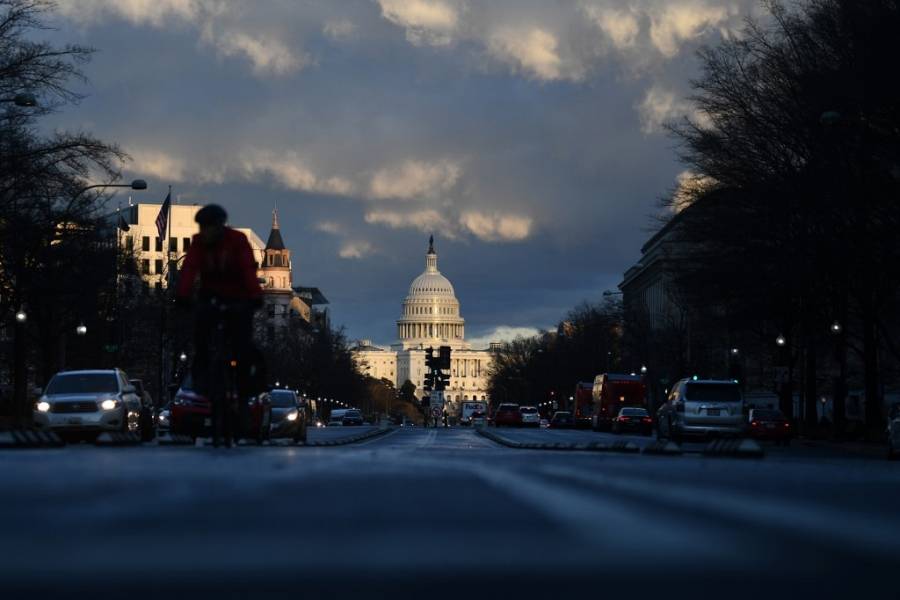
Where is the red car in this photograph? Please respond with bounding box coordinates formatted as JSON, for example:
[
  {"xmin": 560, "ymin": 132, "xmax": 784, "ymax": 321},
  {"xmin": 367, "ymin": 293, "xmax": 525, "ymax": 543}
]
[
  {"xmin": 748, "ymin": 408, "xmax": 792, "ymax": 445},
  {"xmin": 493, "ymin": 403, "xmax": 522, "ymax": 427},
  {"xmin": 170, "ymin": 375, "xmax": 272, "ymax": 443}
]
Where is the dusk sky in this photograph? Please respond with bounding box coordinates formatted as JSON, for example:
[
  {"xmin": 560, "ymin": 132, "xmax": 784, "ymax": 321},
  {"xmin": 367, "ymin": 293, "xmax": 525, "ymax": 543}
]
[{"xmin": 43, "ymin": 0, "xmax": 763, "ymax": 347}]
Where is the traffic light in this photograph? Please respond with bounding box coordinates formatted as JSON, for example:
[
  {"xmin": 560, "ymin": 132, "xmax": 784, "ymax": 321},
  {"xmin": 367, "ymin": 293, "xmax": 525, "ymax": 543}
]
[
  {"xmin": 438, "ymin": 345, "xmax": 451, "ymax": 369},
  {"xmin": 423, "ymin": 374, "xmax": 433, "ymax": 394},
  {"xmin": 425, "ymin": 346, "xmax": 435, "ymax": 371},
  {"xmin": 438, "ymin": 371, "xmax": 450, "ymax": 391}
]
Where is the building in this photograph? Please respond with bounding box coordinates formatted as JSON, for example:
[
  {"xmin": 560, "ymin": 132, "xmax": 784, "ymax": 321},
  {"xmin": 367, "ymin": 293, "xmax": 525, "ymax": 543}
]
[
  {"xmin": 352, "ymin": 237, "xmax": 495, "ymax": 416},
  {"xmin": 115, "ymin": 202, "xmax": 266, "ymax": 291}
]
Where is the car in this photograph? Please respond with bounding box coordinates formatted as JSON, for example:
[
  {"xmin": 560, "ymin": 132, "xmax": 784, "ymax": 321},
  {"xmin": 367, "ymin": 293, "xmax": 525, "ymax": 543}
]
[
  {"xmin": 550, "ymin": 411, "xmax": 575, "ymax": 429},
  {"xmin": 656, "ymin": 378, "xmax": 746, "ymax": 442},
  {"xmin": 342, "ymin": 408, "xmax": 364, "ymax": 426},
  {"xmin": 129, "ymin": 378, "xmax": 157, "ymax": 441},
  {"xmin": 519, "ymin": 406, "xmax": 540, "ymax": 428},
  {"xmin": 539, "ymin": 418, "xmax": 550, "ymax": 429},
  {"xmin": 748, "ymin": 408, "xmax": 792, "ymax": 445},
  {"xmin": 470, "ymin": 410, "xmax": 487, "ymax": 427},
  {"xmin": 268, "ymin": 389, "xmax": 308, "ymax": 444},
  {"xmin": 886, "ymin": 404, "xmax": 900, "ymax": 460},
  {"xmin": 612, "ymin": 407, "xmax": 653, "ymax": 435},
  {"xmin": 156, "ymin": 402, "xmax": 171, "ymax": 435},
  {"xmin": 493, "ymin": 403, "xmax": 522, "ymax": 427},
  {"xmin": 33, "ymin": 369, "xmax": 146, "ymax": 440},
  {"xmin": 169, "ymin": 374, "xmax": 272, "ymax": 444}
]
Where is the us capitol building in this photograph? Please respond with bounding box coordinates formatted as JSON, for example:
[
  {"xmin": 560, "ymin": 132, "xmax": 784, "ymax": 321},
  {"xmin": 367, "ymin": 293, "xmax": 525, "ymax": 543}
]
[{"xmin": 353, "ymin": 238, "xmax": 497, "ymax": 415}]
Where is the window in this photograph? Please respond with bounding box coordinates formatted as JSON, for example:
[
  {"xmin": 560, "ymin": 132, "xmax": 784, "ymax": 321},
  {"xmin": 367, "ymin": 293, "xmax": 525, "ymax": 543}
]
[
  {"xmin": 155, "ymin": 237, "xmax": 163, "ymax": 252},
  {"xmin": 141, "ymin": 259, "xmax": 150, "ymax": 274},
  {"xmin": 125, "ymin": 236, "xmax": 134, "ymax": 251},
  {"xmin": 142, "ymin": 236, "xmax": 150, "ymax": 251},
  {"xmin": 155, "ymin": 259, "xmax": 163, "ymax": 274},
  {"xmin": 169, "ymin": 237, "xmax": 177, "ymax": 252},
  {"xmin": 183, "ymin": 237, "xmax": 191, "ymax": 252}
]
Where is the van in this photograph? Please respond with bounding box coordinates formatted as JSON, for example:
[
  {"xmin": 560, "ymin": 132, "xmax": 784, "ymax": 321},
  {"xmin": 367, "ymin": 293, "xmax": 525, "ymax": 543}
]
[{"xmin": 656, "ymin": 378, "xmax": 745, "ymax": 441}]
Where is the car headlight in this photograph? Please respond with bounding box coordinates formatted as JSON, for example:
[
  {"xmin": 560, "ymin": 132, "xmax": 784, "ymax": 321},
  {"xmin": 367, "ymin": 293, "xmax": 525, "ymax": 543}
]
[
  {"xmin": 286, "ymin": 410, "xmax": 298, "ymax": 422},
  {"xmin": 158, "ymin": 412, "xmax": 169, "ymax": 423},
  {"xmin": 36, "ymin": 401, "xmax": 50, "ymax": 412},
  {"xmin": 101, "ymin": 399, "xmax": 119, "ymax": 410}
]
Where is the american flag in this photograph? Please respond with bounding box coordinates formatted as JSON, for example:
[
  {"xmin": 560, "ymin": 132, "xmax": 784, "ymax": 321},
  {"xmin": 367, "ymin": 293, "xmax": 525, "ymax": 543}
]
[{"xmin": 155, "ymin": 191, "xmax": 171, "ymax": 242}]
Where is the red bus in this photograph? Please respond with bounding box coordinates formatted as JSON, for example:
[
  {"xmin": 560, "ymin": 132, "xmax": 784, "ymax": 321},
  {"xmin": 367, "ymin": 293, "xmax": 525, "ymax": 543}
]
[
  {"xmin": 591, "ymin": 373, "xmax": 647, "ymax": 431},
  {"xmin": 572, "ymin": 382, "xmax": 594, "ymax": 429}
]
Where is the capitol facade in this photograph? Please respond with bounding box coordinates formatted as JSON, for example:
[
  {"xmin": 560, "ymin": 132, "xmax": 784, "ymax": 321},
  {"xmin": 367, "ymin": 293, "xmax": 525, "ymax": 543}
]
[{"xmin": 354, "ymin": 238, "xmax": 496, "ymax": 415}]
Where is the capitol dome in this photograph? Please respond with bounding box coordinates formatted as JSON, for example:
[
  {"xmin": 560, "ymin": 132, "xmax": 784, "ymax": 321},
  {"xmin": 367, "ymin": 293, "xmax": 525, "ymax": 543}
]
[{"xmin": 396, "ymin": 237, "xmax": 468, "ymax": 349}]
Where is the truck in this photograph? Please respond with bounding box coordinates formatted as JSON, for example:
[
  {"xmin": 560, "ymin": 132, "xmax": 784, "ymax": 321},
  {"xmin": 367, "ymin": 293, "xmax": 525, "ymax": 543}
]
[
  {"xmin": 459, "ymin": 400, "xmax": 488, "ymax": 426},
  {"xmin": 572, "ymin": 382, "xmax": 594, "ymax": 429},
  {"xmin": 591, "ymin": 373, "xmax": 647, "ymax": 431}
]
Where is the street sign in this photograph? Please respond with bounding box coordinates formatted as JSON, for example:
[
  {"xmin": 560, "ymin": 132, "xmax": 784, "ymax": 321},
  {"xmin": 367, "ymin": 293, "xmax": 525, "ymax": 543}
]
[{"xmin": 431, "ymin": 406, "xmax": 441, "ymax": 417}]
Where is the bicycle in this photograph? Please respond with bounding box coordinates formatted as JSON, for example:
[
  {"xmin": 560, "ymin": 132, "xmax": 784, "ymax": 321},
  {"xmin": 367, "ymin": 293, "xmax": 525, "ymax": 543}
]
[{"xmin": 204, "ymin": 297, "xmax": 244, "ymax": 448}]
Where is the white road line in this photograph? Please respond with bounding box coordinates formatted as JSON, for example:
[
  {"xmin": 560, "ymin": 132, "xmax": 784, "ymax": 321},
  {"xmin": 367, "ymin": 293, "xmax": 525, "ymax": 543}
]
[{"xmin": 541, "ymin": 465, "xmax": 900, "ymax": 555}]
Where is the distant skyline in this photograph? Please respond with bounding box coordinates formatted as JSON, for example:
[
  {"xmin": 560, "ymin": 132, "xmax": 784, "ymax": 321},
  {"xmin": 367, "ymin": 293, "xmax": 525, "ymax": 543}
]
[{"xmin": 42, "ymin": 0, "xmax": 764, "ymax": 346}]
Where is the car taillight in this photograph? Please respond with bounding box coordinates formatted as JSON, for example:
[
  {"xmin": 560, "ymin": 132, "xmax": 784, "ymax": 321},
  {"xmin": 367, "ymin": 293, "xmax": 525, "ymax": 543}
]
[
  {"xmin": 617, "ymin": 416, "xmax": 629, "ymax": 422},
  {"xmin": 641, "ymin": 417, "xmax": 652, "ymax": 423},
  {"xmin": 784, "ymin": 423, "xmax": 790, "ymax": 428},
  {"xmin": 751, "ymin": 421, "xmax": 759, "ymax": 427}
]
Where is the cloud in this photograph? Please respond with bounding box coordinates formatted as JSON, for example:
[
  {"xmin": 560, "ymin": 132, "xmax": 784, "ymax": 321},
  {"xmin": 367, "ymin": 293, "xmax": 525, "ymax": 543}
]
[
  {"xmin": 207, "ymin": 29, "xmax": 309, "ymax": 75},
  {"xmin": 649, "ymin": 2, "xmax": 732, "ymax": 57},
  {"xmin": 315, "ymin": 221, "xmax": 344, "ymax": 235},
  {"xmin": 369, "ymin": 159, "xmax": 461, "ymax": 200},
  {"xmin": 339, "ymin": 240, "xmax": 374, "ymax": 259},
  {"xmin": 365, "ymin": 209, "xmax": 453, "ymax": 234},
  {"xmin": 129, "ymin": 149, "xmax": 187, "ymax": 183},
  {"xmin": 637, "ymin": 84, "xmax": 692, "ymax": 133},
  {"xmin": 56, "ymin": 0, "xmax": 207, "ymax": 27},
  {"xmin": 459, "ymin": 211, "xmax": 532, "ymax": 242},
  {"xmin": 671, "ymin": 170, "xmax": 717, "ymax": 212},
  {"xmin": 323, "ymin": 19, "xmax": 357, "ymax": 40},
  {"xmin": 467, "ymin": 325, "xmax": 542, "ymax": 349},
  {"xmin": 377, "ymin": 0, "xmax": 460, "ymax": 46},
  {"xmin": 240, "ymin": 150, "xmax": 355, "ymax": 195},
  {"xmin": 487, "ymin": 27, "xmax": 574, "ymax": 82},
  {"xmin": 582, "ymin": 6, "xmax": 641, "ymax": 49}
]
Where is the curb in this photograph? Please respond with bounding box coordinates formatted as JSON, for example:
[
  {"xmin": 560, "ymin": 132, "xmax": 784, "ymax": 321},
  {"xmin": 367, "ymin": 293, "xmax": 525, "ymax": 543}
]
[
  {"xmin": 95, "ymin": 432, "xmax": 142, "ymax": 446},
  {"xmin": 157, "ymin": 434, "xmax": 195, "ymax": 446},
  {"xmin": 703, "ymin": 437, "xmax": 764, "ymax": 458},
  {"xmin": 476, "ymin": 429, "xmax": 641, "ymax": 453},
  {"xmin": 306, "ymin": 426, "xmax": 393, "ymax": 447},
  {"xmin": 0, "ymin": 429, "xmax": 65, "ymax": 449},
  {"xmin": 642, "ymin": 440, "xmax": 683, "ymax": 455}
]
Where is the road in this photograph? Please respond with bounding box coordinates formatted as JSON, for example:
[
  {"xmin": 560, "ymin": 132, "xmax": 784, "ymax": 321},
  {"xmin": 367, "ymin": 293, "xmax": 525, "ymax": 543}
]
[{"xmin": 2, "ymin": 426, "xmax": 898, "ymax": 598}]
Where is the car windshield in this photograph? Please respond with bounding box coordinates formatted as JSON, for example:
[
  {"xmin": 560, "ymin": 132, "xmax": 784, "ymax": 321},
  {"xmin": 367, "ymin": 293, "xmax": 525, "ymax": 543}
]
[
  {"xmin": 498, "ymin": 404, "xmax": 519, "ymax": 412},
  {"xmin": 620, "ymin": 408, "xmax": 648, "ymax": 416},
  {"xmin": 345, "ymin": 410, "xmax": 361, "ymax": 418},
  {"xmin": 46, "ymin": 373, "xmax": 118, "ymax": 395},
  {"xmin": 753, "ymin": 409, "xmax": 784, "ymax": 420},
  {"xmin": 684, "ymin": 383, "xmax": 741, "ymax": 403},
  {"xmin": 269, "ymin": 391, "xmax": 296, "ymax": 407},
  {"xmin": 520, "ymin": 407, "xmax": 538, "ymax": 414}
]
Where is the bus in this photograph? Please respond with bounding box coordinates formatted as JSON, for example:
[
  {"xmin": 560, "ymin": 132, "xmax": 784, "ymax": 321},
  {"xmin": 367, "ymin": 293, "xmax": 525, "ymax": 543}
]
[
  {"xmin": 572, "ymin": 382, "xmax": 594, "ymax": 429},
  {"xmin": 591, "ymin": 373, "xmax": 647, "ymax": 431}
]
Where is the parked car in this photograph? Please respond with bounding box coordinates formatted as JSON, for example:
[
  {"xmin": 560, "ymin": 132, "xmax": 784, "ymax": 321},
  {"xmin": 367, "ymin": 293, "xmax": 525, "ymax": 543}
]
[
  {"xmin": 519, "ymin": 406, "xmax": 541, "ymax": 428},
  {"xmin": 886, "ymin": 404, "xmax": 900, "ymax": 460},
  {"xmin": 470, "ymin": 410, "xmax": 487, "ymax": 427},
  {"xmin": 156, "ymin": 402, "xmax": 171, "ymax": 435},
  {"xmin": 539, "ymin": 418, "xmax": 550, "ymax": 429},
  {"xmin": 129, "ymin": 378, "xmax": 157, "ymax": 441},
  {"xmin": 268, "ymin": 389, "xmax": 308, "ymax": 444},
  {"xmin": 342, "ymin": 408, "xmax": 364, "ymax": 426},
  {"xmin": 612, "ymin": 407, "xmax": 653, "ymax": 435},
  {"xmin": 550, "ymin": 411, "xmax": 575, "ymax": 429},
  {"xmin": 169, "ymin": 374, "xmax": 272, "ymax": 444},
  {"xmin": 33, "ymin": 369, "xmax": 148, "ymax": 440},
  {"xmin": 493, "ymin": 403, "xmax": 522, "ymax": 427},
  {"xmin": 656, "ymin": 379, "xmax": 745, "ymax": 442},
  {"xmin": 748, "ymin": 408, "xmax": 792, "ymax": 445}
]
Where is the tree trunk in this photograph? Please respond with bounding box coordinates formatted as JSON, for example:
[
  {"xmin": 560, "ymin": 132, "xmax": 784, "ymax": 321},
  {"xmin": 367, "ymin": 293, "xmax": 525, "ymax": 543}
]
[
  {"xmin": 863, "ymin": 311, "xmax": 881, "ymax": 432},
  {"xmin": 12, "ymin": 321, "xmax": 28, "ymax": 425}
]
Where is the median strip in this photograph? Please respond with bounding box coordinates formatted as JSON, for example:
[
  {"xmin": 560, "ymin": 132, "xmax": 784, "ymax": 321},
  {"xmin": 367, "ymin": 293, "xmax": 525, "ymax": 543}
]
[{"xmin": 0, "ymin": 429, "xmax": 65, "ymax": 449}]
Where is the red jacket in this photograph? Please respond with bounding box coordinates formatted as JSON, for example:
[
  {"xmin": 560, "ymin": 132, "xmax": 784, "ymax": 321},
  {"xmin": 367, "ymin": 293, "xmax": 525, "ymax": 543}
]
[{"xmin": 176, "ymin": 228, "xmax": 262, "ymax": 301}]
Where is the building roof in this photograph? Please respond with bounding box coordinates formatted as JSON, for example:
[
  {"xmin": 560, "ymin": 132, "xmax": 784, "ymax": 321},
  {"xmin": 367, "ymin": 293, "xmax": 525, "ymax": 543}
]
[
  {"xmin": 265, "ymin": 209, "xmax": 285, "ymax": 250},
  {"xmin": 407, "ymin": 237, "xmax": 456, "ymax": 299},
  {"xmin": 293, "ymin": 286, "xmax": 329, "ymax": 305}
]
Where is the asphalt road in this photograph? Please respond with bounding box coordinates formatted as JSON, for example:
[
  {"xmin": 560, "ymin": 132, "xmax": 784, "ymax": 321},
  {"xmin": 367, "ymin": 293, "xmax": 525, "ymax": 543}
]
[{"xmin": 2, "ymin": 426, "xmax": 898, "ymax": 599}]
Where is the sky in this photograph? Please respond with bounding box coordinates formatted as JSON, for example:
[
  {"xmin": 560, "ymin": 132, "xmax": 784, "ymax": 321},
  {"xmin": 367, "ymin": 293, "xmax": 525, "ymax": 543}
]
[{"xmin": 42, "ymin": 0, "xmax": 764, "ymax": 347}]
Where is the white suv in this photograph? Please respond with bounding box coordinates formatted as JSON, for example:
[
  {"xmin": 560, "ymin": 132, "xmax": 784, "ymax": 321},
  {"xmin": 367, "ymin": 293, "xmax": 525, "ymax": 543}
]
[
  {"xmin": 656, "ymin": 378, "xmax": 745, "ymax": 441},
  {"xmin": 519, "ymin": 406, "xmax": 541, "ymax": 428}
]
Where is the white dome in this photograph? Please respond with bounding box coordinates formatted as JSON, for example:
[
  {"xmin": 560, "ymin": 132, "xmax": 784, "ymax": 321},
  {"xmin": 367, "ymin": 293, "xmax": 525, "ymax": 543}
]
[{"xmin": 408, "ymin": 271, "xmax": 455, "ymax": 298}]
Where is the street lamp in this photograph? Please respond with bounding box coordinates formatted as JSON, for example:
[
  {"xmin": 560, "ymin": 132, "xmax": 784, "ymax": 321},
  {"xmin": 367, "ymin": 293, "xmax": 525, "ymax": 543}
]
[
  {"xmin": 776, "ymin": 335, "xmax": 786, "ymax": 347},
  {"xmin": 640, "ymin": 365, "xmax": 647, "ymax": 374},
  {"xmin": 731, "ymin": 347, "xmax": 739, "ymax": 355},
  {"xmin": 74, "ymin": 179, "xmax": 148, "ymax": 201},
  {"xmin": 75, "ymin": 322, "xmax": 87, "ymax": 336},
  {"xmin": 15, "ymin": 309, "xmax": 26, "ymax": 323},
  {"xmin": 602, "ymin": 290, "xmax": 623, "ymax": 297},
  {"xmin": 179, "ymin": 351, "xmax": 187, "ymax": 363},
  {"xmin": 830, "ymin": 321, "xmax": 842, "ymax": 334}
]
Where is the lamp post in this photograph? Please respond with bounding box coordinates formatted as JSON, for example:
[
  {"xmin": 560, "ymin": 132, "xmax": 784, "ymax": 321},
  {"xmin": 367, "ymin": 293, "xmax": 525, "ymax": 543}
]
[{"xmin": 73, "ymin": 179, "xmax": 147, "ymax": 201}]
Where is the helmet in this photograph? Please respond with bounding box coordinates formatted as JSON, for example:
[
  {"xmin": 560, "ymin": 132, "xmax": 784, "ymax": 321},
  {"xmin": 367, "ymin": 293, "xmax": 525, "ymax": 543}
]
[{"xmin": 195, "ymin": 204, "xmax": 228, "ymax": 226}]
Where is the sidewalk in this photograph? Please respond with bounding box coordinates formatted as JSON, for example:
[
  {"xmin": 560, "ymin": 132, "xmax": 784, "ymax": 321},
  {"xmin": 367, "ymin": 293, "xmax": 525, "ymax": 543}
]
[{"xmin": 796, "ymin": 437, "xmax": 888, "ymax": 460}]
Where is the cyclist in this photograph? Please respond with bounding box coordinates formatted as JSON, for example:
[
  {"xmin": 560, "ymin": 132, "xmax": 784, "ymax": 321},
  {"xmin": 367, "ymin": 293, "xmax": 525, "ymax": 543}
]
[{"xmin": 175, "ymin": 204, "xmax": 263, "ymax": 446}]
